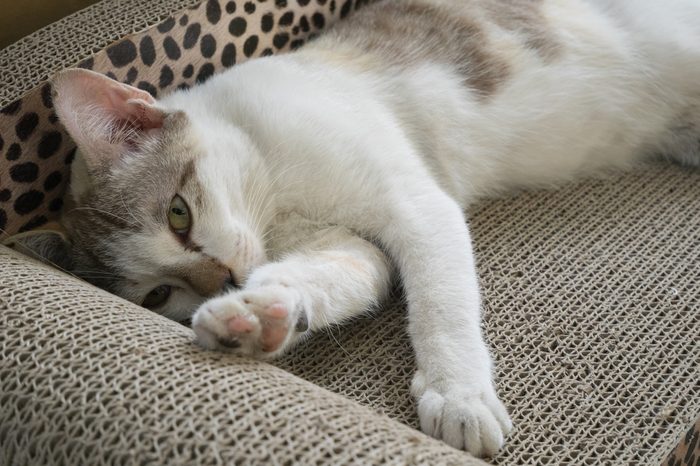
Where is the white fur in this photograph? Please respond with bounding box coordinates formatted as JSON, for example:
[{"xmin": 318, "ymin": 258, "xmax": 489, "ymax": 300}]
[{"xmin": 62, "ymin": 0, "xmax": 700, "ymax": 456}]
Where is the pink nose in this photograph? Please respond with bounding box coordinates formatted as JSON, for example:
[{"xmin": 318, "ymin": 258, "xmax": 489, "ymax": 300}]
[{"xmin": 183, "ymin": 259, "xmax": 237, "ymax": 297}]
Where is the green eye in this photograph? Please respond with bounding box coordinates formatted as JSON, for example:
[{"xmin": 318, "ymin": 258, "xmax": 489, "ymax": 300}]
[
  {"xmin": 168, "ymin": 195, "xmax": 191, "ymax": 234},
  {"xmin": 142, "ymin": 285, "xmax": 172, "ymax": 309}
]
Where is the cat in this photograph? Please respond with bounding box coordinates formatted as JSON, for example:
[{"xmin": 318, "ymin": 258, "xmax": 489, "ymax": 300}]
[{"xmin": 14, "ymin": 0, "xmax": 700, "ymax": 457}]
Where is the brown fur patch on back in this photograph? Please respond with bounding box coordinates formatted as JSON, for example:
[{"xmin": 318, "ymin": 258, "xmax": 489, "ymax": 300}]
[{"xmin": 320, "ymin": 0, "xmax": 512, "ymax": 98}]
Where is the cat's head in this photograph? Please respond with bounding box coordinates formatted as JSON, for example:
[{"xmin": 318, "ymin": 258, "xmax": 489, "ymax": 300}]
[{"xmin": 12, "ymin": 69, "xmax": 270, "ymax": 320}]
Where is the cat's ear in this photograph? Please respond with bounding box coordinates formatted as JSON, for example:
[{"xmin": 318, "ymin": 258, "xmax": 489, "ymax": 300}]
[
  {"xmin": 51, "ymin": 68, "xmax": 167, "ymax": 171},
  {"xmin": 3, "ymin": 223, "xmax": 73, "ymax": 272}
]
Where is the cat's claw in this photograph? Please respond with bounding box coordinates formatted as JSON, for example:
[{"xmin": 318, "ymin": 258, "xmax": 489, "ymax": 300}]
[
  {"xmin": 192, "ymin": 285, "xmax": 308, "ymax": 358},
  {"xmin": 411, "ymin": 370, "xmax": 512, "ymax": 457}
]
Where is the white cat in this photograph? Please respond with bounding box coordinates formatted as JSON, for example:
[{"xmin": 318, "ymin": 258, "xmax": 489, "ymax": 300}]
[{"xmin": 28, "ymin": 0, "xmax": 700, "ymax": 457}]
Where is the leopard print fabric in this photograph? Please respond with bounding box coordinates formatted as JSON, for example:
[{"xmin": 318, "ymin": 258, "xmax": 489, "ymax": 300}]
[
  {"xmin": 0, "ymin": 0, "xmax": 369, "ymax": 239},
  {"xmin": 665, "ymin": 418, "xmax": 700, "ymax": 466}
]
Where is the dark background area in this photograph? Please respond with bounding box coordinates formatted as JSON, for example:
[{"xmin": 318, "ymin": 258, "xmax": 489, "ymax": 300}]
[{"xmin": 0, "ymin": 0, "xmax": 100, "ymax": 48}]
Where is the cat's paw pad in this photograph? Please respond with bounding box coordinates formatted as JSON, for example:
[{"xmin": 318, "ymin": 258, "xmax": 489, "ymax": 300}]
[
  {"xmin": 192, "ymin": 285, "xmax": 308, "ymax": 357},
  {"xmin": 412, "ymin": 372, "xmax": 512, "ymax": 457}
]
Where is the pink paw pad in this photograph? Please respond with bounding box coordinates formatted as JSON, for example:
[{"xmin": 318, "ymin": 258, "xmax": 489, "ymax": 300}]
[
  {"xmin": 260, "ymin": 304, "xmax": 290, "ymax": 352},
  {"xmin": 227, "ymin": 316, "xmax": 255, "ymax": 334}
]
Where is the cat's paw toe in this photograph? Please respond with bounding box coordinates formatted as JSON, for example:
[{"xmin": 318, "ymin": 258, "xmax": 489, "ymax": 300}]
[{"xmin": 413, "ymin": 375, "xmax": 512, "ymax": 457}]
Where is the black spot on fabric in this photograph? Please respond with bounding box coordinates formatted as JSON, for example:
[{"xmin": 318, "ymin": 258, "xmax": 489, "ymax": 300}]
[
  {"xmin": 106, "ymin": 39, "xmax": 138, "ymax": 68},
  {"xmin": 0, "ymin": 209, "xmax": 6, "ymax": 231},
  {"xmin": 163, "ymin": 36, "xmax": 182, "ymax": 60},
  {"xmin": 275, "ymin": 0, "xmax": 287, "ymax": 7},
  {"xmin": 177, "ymin": 83, "xmax": 191, "ymax": 91},
  {"xmin": 49, "ymin": 197, "xmax": 64, "ymax": 212},
  {"xmin": 1, "ymin": 101, "xmax": 21, "ymax": 116},
  {"xmin": 140, "ymin": 36, "xmax": 156, "ymax": 66},
  {"xmin": 159, "ymin": 65, "xmax": 175, "ymax": 88},
  {"xmin": 10, "ymin": 162, "xmax": 39, "ymax": 183},
  {"xmin": 207, "ymin": 0, "xmax": 222, "ymax": 24},
  {"xmin": 686, "ymin": 428, "xmax": 695, "ymax": 444},
  {"xmin": 273, "ymin": 33, "xmax": 290, "ymax": 49},
  {"xmin": 291, "ymin": 39, "xmax": 305, "ymax": 49},
  {"xmin": 183, "ymin": 64, "xmax": 194, "ymax": 78},
  {"xmin": 261, "ymin": 13, "xmax": 274, "ymax": 32},
  {"xmin": 7, "ymin": 143, "xmax": 21, "ymax": 161},
  {"xmin": 261, "ymin": 48, "xmax": 274, "ymax": 57},
  {"xmin": 15, "ymin": 112, "xmax": 39, "ymax": 141},
  {"xmin": 226, "ymin": 1, "xmax": 236, "ymax": 13},
  {"xmin": 200, "ymin": 34, "xmax": 217, "ymax": 58},
  {"xmin": 297, "ymin": 0, "xmax": 310, "ymax": 5},
  {"xmin": 329, "ymin": 0, "xmax": 335, "ymax": 12},
  {"xmin": 196, "ymin": 63, "xmax": 215, "ymax": 84},
  {"xmin": 124, "ymin": 67, "xmax": 138, "ymax": 85},
  {"xmin": 48, "ymin": 113, "xmax": 58, "ymax": 124},
  {"xmin": 229, "ymin": 17, "xmax": 247, "ymax": 37},
  {"xmin": 77, "ymin": 57, "xmax": 94, "ymax": 69},
  {"xmin": 183, "ymin": 23, "xmax": 201, "ymax": 49},
  {"xmin": 686, "ymin": 436, "xmax": 698, "ymax": 462},
  {"xmin": 279, "ymin": 11, "xmax": 294, "ymax": 26},
  {"xmin": 0, "ymin": 134, "xmax": 3, "ymax": 151},
  {"xmin": 179, "ymin": 14, "xmax": 189, "ymax": 26},
  {"xmin": 65, "ymin": 148, "xmax": 76, "ymax": 165},
  {"xmin": 340, "ymin": 0, "xmax": 351, "ymax": 17},
  {"xmin": 37, "ymin": 132, "xmax": 62, "ymax": 159},
  {"xmin": 137, "ymin": 81, "xmax": 158, "ymax": 98},
  {"xmin": 292, "ymin": 26, "xmax": 299, "ymax": 35},
  {"xmin": 19, "ymin": 215, "xmax": 48, "ymax": 232},
  {"xmin": 298, "ymin": 15, "xmax": 310, "ymax": 32},
  {"xmin": 157, "ymin": 17, "xmax": 176, "ymax": 33},
  {"xmin": 14, "ymin": 190, "xmax": 44, "ymax": 215},
  {"xmin": 243, "ymin": 36, "xmax": 259, "ymax": 57},
  {"xmin": 312, "ymin": 12, "xmax": 325, "ymax": 29},
  {"xmin": 43, "ymin": 171, "xmax": 62, "ymax": 191},
  {"xmin": 221, "ymin": 43, "xmax": 236, "ymax": 67},
  {"xmin": 244, "ymin": 1, "xmax": 256, "ymax": 13},
  {"xmin": 41, "ymin": 84, "xmax": 53, "ymax": 108},
  {"xmin": 106, "ymin": 71, "xmax": 117, "ymax": 80},
  {"xmin": 0, "ymin": 189, "xmax": 10, "ymax": 202}
]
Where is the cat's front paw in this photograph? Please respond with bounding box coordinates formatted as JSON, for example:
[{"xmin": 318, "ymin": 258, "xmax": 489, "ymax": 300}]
[
  {"xmin": 192, "ymin": 284, "xmax": 309, "ymax": 358},
  {"xmin": 411, "ymin": 370, "xmax": 512, "ymax": 457}
]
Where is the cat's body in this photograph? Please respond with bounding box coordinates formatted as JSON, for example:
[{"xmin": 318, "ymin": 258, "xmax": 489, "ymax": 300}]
[{"xmin": 38, "ymin": 0, "xmax": 700, "ymax": 457}]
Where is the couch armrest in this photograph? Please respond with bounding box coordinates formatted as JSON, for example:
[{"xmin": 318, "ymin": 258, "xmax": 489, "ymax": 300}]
[{"xmin": 0, "ymin": 246, "xmax": 481, "ymax": 465}]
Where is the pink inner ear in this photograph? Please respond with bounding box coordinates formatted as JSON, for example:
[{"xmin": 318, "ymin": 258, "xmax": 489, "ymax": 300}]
[
  {"xmin": 52, "ymin": 68, "xmax": 168, "ymax": 167},
  {"xmin": 103, "ymin": 84, "xmax": 165, "ymax": 130}
]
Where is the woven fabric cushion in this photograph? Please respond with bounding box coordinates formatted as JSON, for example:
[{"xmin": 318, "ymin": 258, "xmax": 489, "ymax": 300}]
[
  {"xmin": 0, "ymin": 246, "xmax": 481, "ymax": 465},
  {"xmin": 276, "ymin": 164, "xmax": 700, "ymax": 465},
  {"xmin": 1, "ymin": 0, "xmax": 699, "ymax": 464}
]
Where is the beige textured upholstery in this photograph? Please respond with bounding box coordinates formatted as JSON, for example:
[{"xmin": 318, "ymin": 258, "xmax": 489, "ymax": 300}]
[
  {"xmin": 0, "ymin": 246, "xmax": 480, "ymax": 465},
  {"xmin": 1, "ymin": 0, "xmax": 698, "ymax": 464}
]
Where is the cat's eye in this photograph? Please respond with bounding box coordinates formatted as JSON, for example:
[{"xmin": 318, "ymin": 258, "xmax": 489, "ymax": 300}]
[
  {"xmin": 142, "ymin": 285, "xmax": 172, "ymax": 309},
  {"xmin": 168, "ymin": 195, "xmax": 191, "ymax": 235}
]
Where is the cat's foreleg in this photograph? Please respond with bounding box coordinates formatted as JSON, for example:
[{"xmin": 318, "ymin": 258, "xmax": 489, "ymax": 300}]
[
  {"xmin": 379, "ymin": 188, "xmax": 512, "ymax": 457},
  {"xmin": 192, "ymin": 227, "xmax": 391, "ymax": 358}
]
